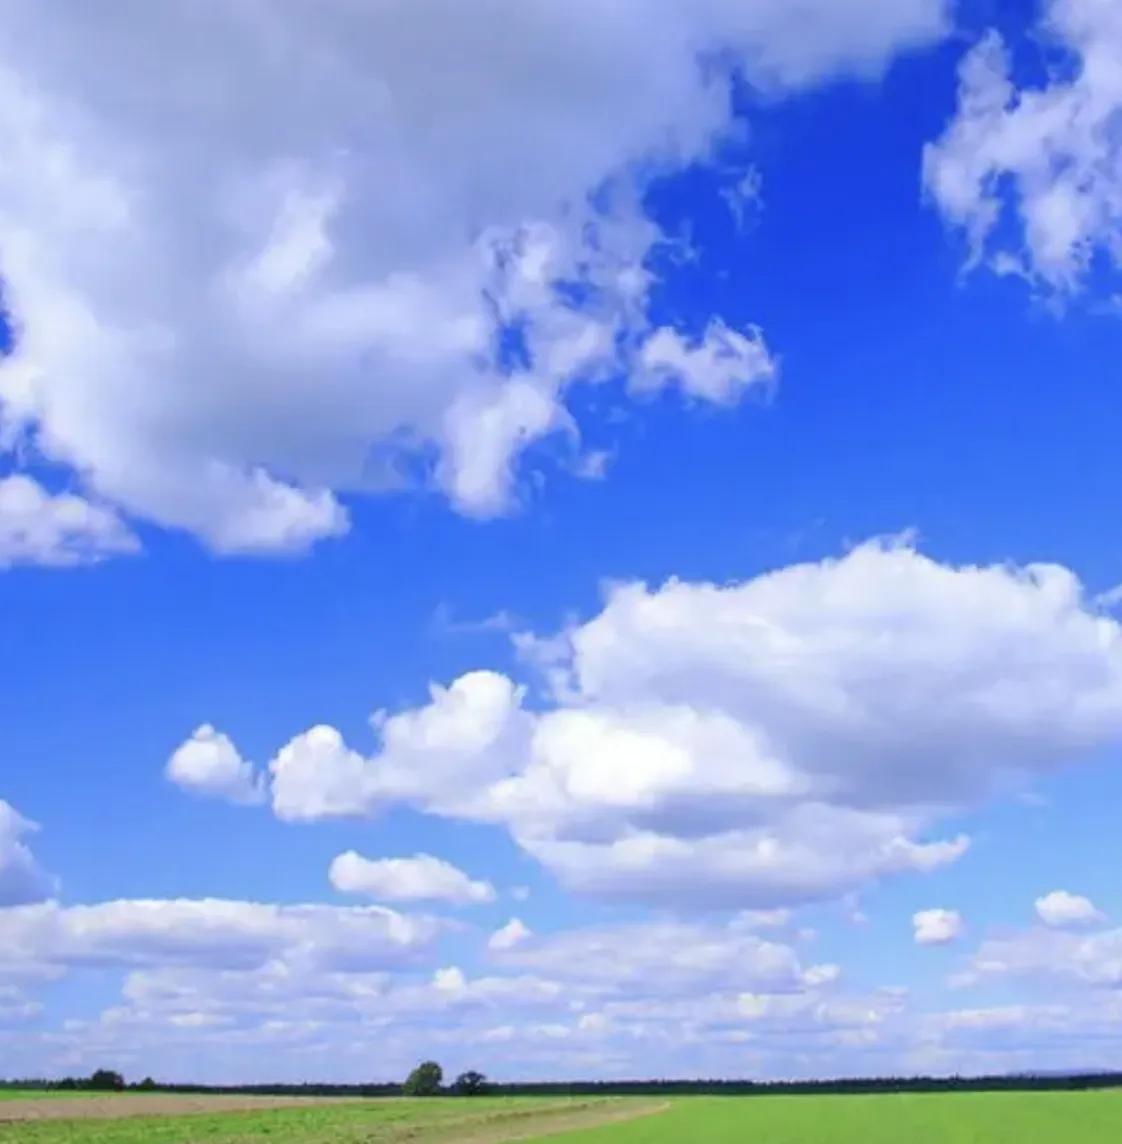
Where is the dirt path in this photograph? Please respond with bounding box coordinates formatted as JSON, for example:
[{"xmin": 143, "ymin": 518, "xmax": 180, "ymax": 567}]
[
  {"xmin": 451, "ymin": 1099, "xmax": 670, "ymax": 1142},
  {"xmin": 0, "ymin": 1093, "xmax": 358, "ymax": 1122}
]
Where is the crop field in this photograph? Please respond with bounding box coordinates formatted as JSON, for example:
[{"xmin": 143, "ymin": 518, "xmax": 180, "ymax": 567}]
[
  {"xmin": 542, "ymin": 1091, "xmax": 1122, "ymax": 1142},
  {"xmin": 0, "ymin": 1090, "xmax": 1120, "ymax": 1142},
  {"xmin": 0, "ymin": 1094, "xmax": 661, "ymax": 1142}
]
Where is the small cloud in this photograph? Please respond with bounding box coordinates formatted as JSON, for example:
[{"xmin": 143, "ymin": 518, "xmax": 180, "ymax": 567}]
[
  {"xmin": 0, "ymin": 474, "xmax": 139, "ymax": 569},
  {"xmin": 1035, "ymin": 890, "xmax": 1104, "ymax": 928},
  {"xmin": 329, "ymin": 851, "xmax": 495, "ymax": 905},
  {"xmin": 1095, "ymin": 584, "xmax": 1122, "ymax": 610},
  {"xmin": 0, "ymin": 800, "xmax": 57, "ymax": 906},
  {"xmin": 720, "ymin": 166, "xmax": 763, "ymax": 231},
  {"xmin": 488, "ymin": 917, "xmax": 532, "ymax": 951},
  {"xmin": 913, "ymin": 908, "xmax": 963, "ymax": 946},
  {"xmin": 433, "ymin": 966, "xmax": 467, "ymax": 993},
  {"xmin": 802, "ymin": 963, "xmax": 840, "ymax": 987},
  {"xmin": 166, "ymin": 725, "xmax": 266, "ymax": 805},
  {"xmin": 431, "ymin": 603, "xmax": 522, "ymax": 636},
  {"xmin": 572, "ymin": 449, "xmax": 613, "ymax": 481}
]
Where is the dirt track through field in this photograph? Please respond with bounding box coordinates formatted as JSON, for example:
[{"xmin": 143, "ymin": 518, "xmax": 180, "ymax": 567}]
[
  {"xmin": 0, "ymin": 1094, "xmax": 670, "ymax": 1140},
  {"xmin": 0, "ymin": 1094, "xmax": 354, "ymax": 1121},
  {"xmin": 451, "ymin": 1099, "xmax": 669, "ymax": 1142}
]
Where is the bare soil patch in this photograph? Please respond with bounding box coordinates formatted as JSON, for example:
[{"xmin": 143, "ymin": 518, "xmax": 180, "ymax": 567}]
[
  {"xmin": 452, "ymin": 1098, "xmax": 669, "ymax": 1142},
  {"xmin": 0, "ymin": 1093, "xmax": 356, "ymax": 1122}
]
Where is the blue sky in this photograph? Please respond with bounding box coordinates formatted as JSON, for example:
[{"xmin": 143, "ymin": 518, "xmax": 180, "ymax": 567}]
[{"xmin": 4, "ymin": 0, "xmax": 1122, "ymax": 1083}]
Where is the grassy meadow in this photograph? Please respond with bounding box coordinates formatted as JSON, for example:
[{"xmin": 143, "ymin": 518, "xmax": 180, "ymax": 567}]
[
  {"xmin": 543, "ymin": 1091, "xmax": 1122, "ymax": 1142},
  {"xmin": 1, "ymin": 1089, "xmax": 1120, "ymax": 1142}
]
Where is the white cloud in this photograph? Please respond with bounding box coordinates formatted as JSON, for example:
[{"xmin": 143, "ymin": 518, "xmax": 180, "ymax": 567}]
[
  {"xmin": 1034, "ymin": 889, "xmax": 1105, "ymax": 928},
  {"xmin": 488, "ymin": 918, "xmax": 532, "ymax": 951},
  {"xmin": 923, "ymin": 1, "xmax": 1122, "ymax": 294},
  {"xmin": 257, "ymin": 539, "xmax": 1122, "ymax": 910},
  {"xmin": 965, "ymin": 925, "xmax": 1122, "ymax": 988},
  {"xmin": 328, "ymin": 851, "xmax": 495, "ymax": 906},
  {"xmin": 270, "ymin": 671, "xmax": 531, "ymax": 822},
  {"xmin": 913, "ymin": 908, "xmax": 963, "ymax": 946},
  {"xmin": 0, "ymin": 800, "xmax": 54, "ymax": 906},
  {"xmin": 0, "ymin": 898, "xmax": 436, "ymax": 981},
  {"xmin": 0, "ymin": 474, "xmax": 137, "ymax": 568},
  {"xmin": 166, "ymin": 725, "xmax": 265, "ymax": 805},
  {"xmin": 636, "ymin": 319, "xmax": 776, "ymax": 405},
  {"xmin": 0, "ymin": 2, "xmax": 948, "ymax": 552},
  {"xmin": 488, "ymin": 918, "xmax": 809, "ymax": 995}
]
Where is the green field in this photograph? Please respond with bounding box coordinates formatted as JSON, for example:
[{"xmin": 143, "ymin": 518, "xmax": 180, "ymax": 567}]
[
  {"xmin": 544, "ymin": 1091, "xmax": 1122, "ymax": 1142},
  {"xmin": 2, "ymin": 1090, "xmax": 1121, "ymax": 1142},
  {"xmin": 0, "ymin": 1090, "xmax": 95, "ymax": 1100}
]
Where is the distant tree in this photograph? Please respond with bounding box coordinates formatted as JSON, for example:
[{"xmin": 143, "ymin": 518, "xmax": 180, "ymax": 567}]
[
  {"xmin": 137, "ymin": 1077, "xmax": 157, "ymax": 1091},
  {"xmin": 453, "ymin": 1070, "xmax": 489, "ymax": 1096},
  {"xmin": 88, "ymin": 1069, "xmax": 125, "ymax": 1091},
  {"xmin": 403, "ymin": 1060, "xmax": 443, "ymax": 1097}
]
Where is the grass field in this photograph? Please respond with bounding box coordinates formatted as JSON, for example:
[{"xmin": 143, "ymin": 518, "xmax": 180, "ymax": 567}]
[
  {"xmin": 542, "ymin": 1091, "xmax": 1122, "ymax": 1142},
  {"xmin": 1, "ymin": 1090, "xmax": 1120, "ymax": 1142},
  {"xmin": 0, "ymin": 1090, "xmax": 95, "ymax": 1100}
]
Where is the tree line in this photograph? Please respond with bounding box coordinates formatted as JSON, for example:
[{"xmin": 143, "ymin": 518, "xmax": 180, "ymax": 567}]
[{"xmin": 5, "ymin": 1066, "xmax": 1122, "ymax": 1098}]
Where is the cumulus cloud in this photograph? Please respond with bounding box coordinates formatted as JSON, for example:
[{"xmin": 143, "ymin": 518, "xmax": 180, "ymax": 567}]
[
  {"xmin": 0, "ymin": 474, "xmax": 138, "ymax": 568},
  {"xmin": 166, "ymin": 725, "xmax": 265, "ymax": 805},
  {"xmin": 270, "ymin": 671, "xmax": 530, "ymax": 822},
  {"xmin": 913, "ymin": 908, "xmax": 963, "ymax": 946},
  {"xmin": 964, "ymin": 925, "xmax": 1122, "ymax": 988},
  {"xmin": 923, "ymin": 0, "xmax": 1122, "ymax": 294},
  {"xmin": 488, "ymin": 918, "xmax": 532, "ymax": 951},
  {"xmin": 917, "ymin": 996, "xmax": 1122, "ymax": 1078},
  {"xmin": 489, "ymin": 918, "xmax": 817, "ymax": 995},
  {"xmin": 3, "ymin": 895, "xmax": 911, "ymax": 1083},
  {"xmin": 0, "ymin": 2, "xmax": 948, "ymax": 553},
  {"xmin": 248, "ymin": 540, "xmax": 1122, "ymax": 910},
  {"xmin": 1035, "ymin": 889, "xmax": 1105, "ymax": 928},
  {"xmin": 329, "ymin": 851, "xmax": 495, "ymax": 906},
  {"xmin": 0, "ymin": 800, "xmax": 54, "ymax": 906},
  {"xmin": 0, "ymin": 898, "xmax": 437, "ymax": 981}
]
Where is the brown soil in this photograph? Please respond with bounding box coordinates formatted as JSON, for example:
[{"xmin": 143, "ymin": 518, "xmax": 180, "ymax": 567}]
[
  {"xmin": 0, "ymin": 1093, "xmax": 356, "ymax": 1122},
  {"xmin": 0, "ymin": 1094, "xmax": 670, "ymax": 1139},
  {"xmin": 453, "ymin": 1099, "xmax": 669, "ymax": 1142}
]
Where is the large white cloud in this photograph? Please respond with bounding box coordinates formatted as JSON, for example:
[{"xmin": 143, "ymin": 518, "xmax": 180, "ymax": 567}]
[
  {"xmin": 923, "ymin": 0, "xmax": 1122, "ymax": 294},
  {"xmin": 238, "ymin": 540, "xmax": 1122, "ymax": 909},
  {"xmin": 329, "ymin": 851, "xmax": 496, "ymax": 906},
  {"xmin": 0, "ymin": 898, "xmax": 437, "ymax": 983},
  {"xmin": 0, "ymin": 800, "xmax": 54, "ymax": 906},
  {"xmin": 0, "ymin": 2, "xmax": 947, "ymax": 553}
]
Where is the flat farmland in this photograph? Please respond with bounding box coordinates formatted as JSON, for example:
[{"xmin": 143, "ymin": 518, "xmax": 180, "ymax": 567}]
[
  {"xmin": 543, "ymin": 1091, "xmax": 1122, "ymax": 1142},
  {"xmin": 1, "ymin": 1089, "xmax": 1120, "ymax": 1142},
  {"xmin": 0, "ymin": 1094, "xmax": 662, "ymax": 1142}
]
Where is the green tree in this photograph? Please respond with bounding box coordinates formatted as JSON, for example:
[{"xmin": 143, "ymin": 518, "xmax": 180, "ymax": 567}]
[
  {"xmin": 453, "ymin": 1070, "xmax": 489, "ymax": 1096},
  {"xmin": 403, "ymin": 1060, "xmax": 443, "ymax": 1096},
  {"xmin": 88, "ymin": 1069, "xmax": 125, "ymax": 1091}
]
